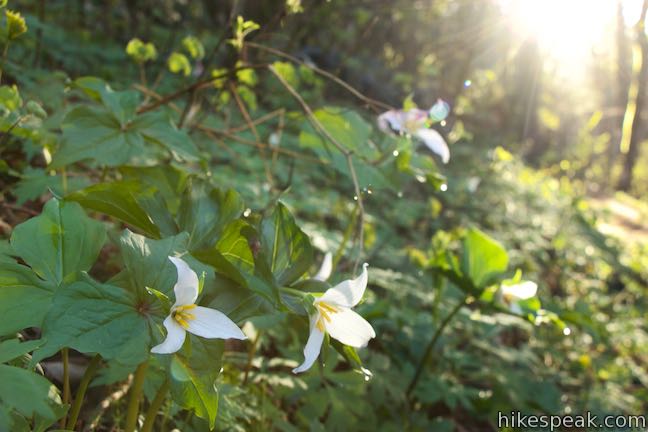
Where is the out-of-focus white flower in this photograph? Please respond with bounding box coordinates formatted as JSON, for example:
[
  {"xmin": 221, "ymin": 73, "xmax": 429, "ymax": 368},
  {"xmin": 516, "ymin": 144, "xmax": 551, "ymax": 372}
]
[
  {"xmin": 499, "ymin": 281, "xmax": 538, "ymax": 314},
  {"xmin": 377, "ymin": 102, "xmax": 450, "ymax": 164},
  {"xmin": 313, "ymin": 252, "xmax": 333, "ymax": 281},
  {"xmin": 151, "ymin": 257, "xmax": 246, "ymax": 354},
  {"xmin": 293, "ymin": 264, "xmax": 375, "ymax": 373}
]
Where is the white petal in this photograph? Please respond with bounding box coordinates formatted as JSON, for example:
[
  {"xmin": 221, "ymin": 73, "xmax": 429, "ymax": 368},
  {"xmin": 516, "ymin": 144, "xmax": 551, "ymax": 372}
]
[
  {"xmin": 293, "ymin": 316, "xmax": 325, "ymax": 374},
  {"xmin": 324, "ymin": 308, "xmax": 375, "ymax": 348},
  {"xmin": 501, "ymin": 281, "xmax": 538, "ymax": 301},
  {"xmin": 509, "ymin": 303, "xmax": 523, "ymax": 314},
  {"xmin": 185, "ymin": 306, "xmax": 247, "ymax": 340},
  {"xmin": 151, "ymin": 316, "xmax": 186, "ymax": 354},
  {"xmin": 415, "ymin": 129, "xmax": 450, "ymax": 164},
  {"xmin": 377, "ymin": 110, "xmax": 404, "ymax": 134},
  {"xmin": 318, "ymin": 263, "xmax": 368, "ymax": 308},
  {"xmin": 169, "ymin": 256, "xmax": 199, "ymax": 307},
  {"xmin": 313, "ymin": 252, "xmax": 333, "ymax": 281}
]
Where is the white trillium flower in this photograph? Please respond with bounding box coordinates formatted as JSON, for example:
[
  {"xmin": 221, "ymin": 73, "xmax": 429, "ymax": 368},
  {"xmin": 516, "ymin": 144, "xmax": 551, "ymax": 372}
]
[
  {"xmin": 377, "ymin": 106, "xmax": 450, "ymax": 164},
  {"xmin": 293, "ymin": 263, "xmax": 376, "ymax": 373},
  {"xmin": 151, "ymin": 257, "xmax": 247, "ymax": 354},
  {"xmin": 313, "ymin": 252, "xmax": 333, "ymax": 281},
  {"xmin": 499, "ymin": 281, "xmax": 538, "ymax": 314}
]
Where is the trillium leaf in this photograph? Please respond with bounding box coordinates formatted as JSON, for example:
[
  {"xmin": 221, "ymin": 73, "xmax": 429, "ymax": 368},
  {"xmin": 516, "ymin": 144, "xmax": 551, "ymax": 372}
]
[
  {"xmin": 117, "ymin": 230, "xmax": 190, "ymax": 298},
  {"xmin": 0, "ymin": 262, "xmax": 54, "ymax": 336},
  {"xmin": 10, "ymin": 198, "xmax": 106, "ymax": 285},
  {"xmin": 260, "ymin": 202, "xmax": 313, "ymax": 286},
  {"xmin": 0, "ymin": 338, "xmax": 43, "ymax": 363},
  {"xmin": 0, "ymin": 365, "xmax": 61, "ymax": 423},
  {"xmin": 460, "ymin": 228, "xmax": 509, "ymax": 290},
  {"xmin": 66, "ymin": 181, "xmax": 166, "ymax": 238},
  {"xmin": 33, "ymin": 277, "xmax": 150, "ymax": 366},
  {"xmin": 169, "ymin": 338, "xmax": 224, "ymax": 430},
  {"xmin": 177, "ymin": 178, "xmax": 244, "ymax": 250}
]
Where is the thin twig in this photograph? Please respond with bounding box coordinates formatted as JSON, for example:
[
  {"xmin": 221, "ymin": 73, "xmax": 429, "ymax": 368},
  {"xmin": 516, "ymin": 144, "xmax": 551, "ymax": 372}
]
[
  {"xmin": 268, "ymin": 65, "xmax": 366, "ymax": 269},
  {"xmin": 246, "ymin": 42, "xmax": 394, "ymax": 112}
]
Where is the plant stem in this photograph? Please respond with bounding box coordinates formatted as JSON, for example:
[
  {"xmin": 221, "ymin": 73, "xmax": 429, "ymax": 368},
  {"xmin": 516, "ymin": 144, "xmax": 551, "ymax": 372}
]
[
  {"xmin": 405, "ymin": 296, "xmax": 468, "ymax": 398},
  {"xmin": 124, "ymin": 361, "xmax": 149, "ymax": 432},
  {"xmin": 279, "ymin": 287, "xmax": 308, "ymax": 297},
  {"xmin": 66, "ymin": 354, "xmax": 102, "ymax": 430},
  {"xmin": 140, "ymin": 379, "xmax": 169, "ymax": 432},
  {"xmin": 0, "ymin": 40, "xmax": 10, "ymax": 85},
  {"xmin": 61, "ymin": 348, "xmax": 70, "ymax": 428}
]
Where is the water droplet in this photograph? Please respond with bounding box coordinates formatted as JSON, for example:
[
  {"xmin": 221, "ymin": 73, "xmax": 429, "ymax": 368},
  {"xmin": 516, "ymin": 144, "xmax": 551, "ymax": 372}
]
[
  {"xmin": 397, "ymin": 191, "xmax": 403, "ymax": 198},
  {"xmin": 353, "ymin": 195, "xmax": 358, "ymax": 201},
  {"xmin": 361, "ymin": 367, "xmax": 373, "ymax": 381},
  {"xmin": 392, "ymin": 150, "xmax": 399, "ymax": 157},
  {"xmin": 464, "ymin": 79, "xmax": 472, "ymax": 87},
  {"xmin": 440, "ymin": 120, "xmax": 447, "ymax": 126},
  {"xmin": 415, "ymin": 175, "xmax": 426, "ymax": 183},
  {"xmin": 243, "ymin": 208, "xmax": 252, "ymax": 217},
  {"xmin": 563, "ymin": 327, "xmax": 571, "ymax": 336},
  {"xmin": 440, "ymin": 183, "xmax": 448, "ymax": 191}
]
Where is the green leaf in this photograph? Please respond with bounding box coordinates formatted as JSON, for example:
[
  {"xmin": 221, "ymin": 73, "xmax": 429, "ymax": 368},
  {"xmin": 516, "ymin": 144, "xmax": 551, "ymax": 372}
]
[
  {"xmin": 0, "ymin": 263, "xmax": 53, "ymax": 336},
  {"xmin": 13, "ymin": 167, "xmax": 89, "ymax": 205},
  {"xmin": 169, "ymin": 339, "xmax": 224, "ymax": 429},
  {"xmin": 0, "ymin": 339, "xmax": 43, "ymax": 363},
  {"xmin": 33, "ymin": 277, "xmax": 150, "ymax": 366},
  {"xmin": 182, "ymin": 36, "xmax": 205, "ymax": 60},
  {"xmin": 177, "ymin": 179, "xmax": 244, "ymax": 250},
  {"xmin": 168, "ymin": 52, "xmax": 191, "ymax": 76},
  {"xmin": 66, "ymin": 181, "xmax": 164, "ymax": 238},
  {"xmin": 117, "ymin": 230, "xmax": 189, "ymax": 298},
  {"xmin": 0, "ymin": 365, "xmax": 60, "ymax": 421},
  {"xmin": 10, "ymin": 198, "xmax": 106, "ymax": 285},
  {"xmin": 460, "ymin": 228, "xmax": 508, "ymax": 290},
  {"xmin": 260, "ymin": 202, "xmax": 313, "ymax": 286}
]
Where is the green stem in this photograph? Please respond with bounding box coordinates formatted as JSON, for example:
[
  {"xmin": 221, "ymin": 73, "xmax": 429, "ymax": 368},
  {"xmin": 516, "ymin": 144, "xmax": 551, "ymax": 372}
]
[
  {"xmin": 61, "ymin": 348, "xmax": 70, "ymax": 428},
  {"xmin": 66, "ymin": 354, "xmax": 102, "ymax": 431},
  {"xmin": 61, "ymin": 167, "xmax": 68, "ymax": 194},
  {"xmin": 140, "ymin": 379, "xmax": 169, "ymax": 432},
  {"xmin": 124, "ymin": 361, "xmax": 149, "ymax": 432},
  {"xmin": 405, "ymin": 296, "xmax": 468, "ymax": 398},
  {"xmin": 0, "ymin": 40, "xmax": 10, "ymax": 84},
  {"xmin": 279, "ymin": 287, "xmax": 308, "ymax": 297}
]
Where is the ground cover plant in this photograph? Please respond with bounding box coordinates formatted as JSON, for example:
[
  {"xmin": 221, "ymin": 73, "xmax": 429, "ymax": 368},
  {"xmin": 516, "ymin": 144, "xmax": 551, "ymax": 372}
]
[{"xmin": 0, "ymin": 1, "xmax": 647, "ymax": 431}]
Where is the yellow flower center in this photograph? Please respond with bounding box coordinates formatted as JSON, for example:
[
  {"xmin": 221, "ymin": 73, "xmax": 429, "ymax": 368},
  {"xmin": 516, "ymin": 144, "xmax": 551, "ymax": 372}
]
[
  {"xmin": 315, "ymin": 301, "xmax": 339, "ymax": 332},
  {"xmin": 173, "ymin": 304, "xmax": 197, "ymax": 329}
]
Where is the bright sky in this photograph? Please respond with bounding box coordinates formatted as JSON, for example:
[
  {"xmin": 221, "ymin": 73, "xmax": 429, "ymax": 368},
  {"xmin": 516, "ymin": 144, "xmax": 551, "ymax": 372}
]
[{"xmin": 499, "ymin": 0, "xmax": 646, "ymax": 74}]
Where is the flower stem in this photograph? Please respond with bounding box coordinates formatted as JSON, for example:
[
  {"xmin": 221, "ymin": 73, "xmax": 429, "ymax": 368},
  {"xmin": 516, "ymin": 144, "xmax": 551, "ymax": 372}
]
[
  {"xmin": 61, "ymin": 348, "xmax": 70, "ymax": 428},
  {"xmin": 405, "ymin": 296, "xmax": 468, "ymax": 398},
  {"xmin": 279, "ymin": 287, "xmax": 308, "ymax": 297},
  {"xmin": 124, "ymin": 360, "xmax": 149, "ymax": 432},
  {"xmin": 66, "ymin": 354, "xmax": 102, "ymax": 430},
  {"xmin": 140, "ymin": 379, "xmax": 169, "ymax": 432}
]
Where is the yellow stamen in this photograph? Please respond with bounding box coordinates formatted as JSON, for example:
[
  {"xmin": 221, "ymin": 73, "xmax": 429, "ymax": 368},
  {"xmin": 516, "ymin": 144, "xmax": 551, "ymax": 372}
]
[
  {"xmin": 173, "ymin": 303, "xmax": 197, "ymax": 329},
  {"xmin": 314, "ymin": 301, "xmax": 339, "ymax": 332}
]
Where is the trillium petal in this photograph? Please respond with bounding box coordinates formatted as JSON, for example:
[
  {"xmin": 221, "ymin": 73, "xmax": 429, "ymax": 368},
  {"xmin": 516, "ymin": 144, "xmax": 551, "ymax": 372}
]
[
  {"xmin": 313, "ymin": 252, "xmax": 333, "ymax": 281},
  {"xmin": 318, "ymin": 263, "xmax": 368, "ymax": 308},
  {"xmin": 185, "ymin": 306, "xmax": 247, "ymax": 340},
  {"xmin": 415, "ymin": 129, "xmax": 450, "ymax": 164},
  {"xmin": 151, "ymin": 315, "xmax": 186, "ymax": 354},
  {"xmin": 324, "ymin": 307, "xmax": 375, "ymax": 348},
  {"xmin": 169, "ymin": 256, "xmax": 199, "ymax": 307},
  {"xmin": 501, "ymin": 281, "xmax": 538, "ymax": 301},
  {"xmin": 293, "ymin": 317, "xmax": 325, "ymax": 374}
]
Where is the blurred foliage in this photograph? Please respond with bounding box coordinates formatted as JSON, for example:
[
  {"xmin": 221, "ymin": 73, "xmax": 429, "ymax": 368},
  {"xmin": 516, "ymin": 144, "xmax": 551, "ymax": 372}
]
[{"xmin": 0, "ymin": 1, "xmax": 646, "ymax": 431}]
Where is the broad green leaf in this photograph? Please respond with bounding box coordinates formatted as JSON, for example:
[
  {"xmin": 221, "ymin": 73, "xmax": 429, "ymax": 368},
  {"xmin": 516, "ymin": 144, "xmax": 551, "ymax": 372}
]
[
  {"xmin": 0, "ymin": 262, "xmax": 53, "ymax": 335},
  {"xmin": 117, "ymin": 230, "xmax": 190, "ymax": 298},
  {"xmin": 13, "ymin": 167, "xmax": 89, "ymax": 205},
  {"xmin": 34, "ymin": 277, "xmax": 150, "ymax": 366},
  {"xmin": 66, "ymin": 181, "xmax": 164, "ymax": 238},
  {"xmin": 177, "ymin": 179, "xmax": 244, "ymax": 250},
  {"xmin": 460, "ymin": 228, "xmax": 508, "ymax": 289},
  {"xmin": 299, "ymin": 107, "xmax": 374, "ymax": 158},
  {"xmin": 169, "ymin": 339, "xmax": 224, "ymax": 429},
  {"xmin": 10, "ymin": 198, "xmax": 105, "ymax": 285},
  {"xmin": 0, "ymin": 339, "xmax": 43, "ymax": 363},
  {"xmin": 0, "ymin": 365, "xmax": 60, "ymax": 421},
  {"xmin": 260, "ymin": 202, "xmax": 313, "ymax": 286}
]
